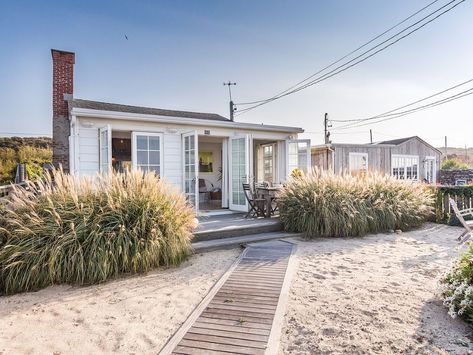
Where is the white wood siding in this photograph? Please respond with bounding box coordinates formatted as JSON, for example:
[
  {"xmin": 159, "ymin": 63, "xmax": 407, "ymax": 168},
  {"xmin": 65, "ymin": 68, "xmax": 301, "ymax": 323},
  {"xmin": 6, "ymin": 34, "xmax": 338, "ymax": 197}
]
[
  {"xmin": 162, "ymin": 133, "xmax": 182, "ymax": 189},
  {"xmin": 78, "ymin": 126, "xmax": 99, "ymax": 177}
]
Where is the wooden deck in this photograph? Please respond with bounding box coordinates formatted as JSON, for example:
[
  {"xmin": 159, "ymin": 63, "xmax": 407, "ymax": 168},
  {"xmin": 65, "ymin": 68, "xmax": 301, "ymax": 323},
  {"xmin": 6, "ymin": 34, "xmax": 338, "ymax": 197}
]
[
  {"xmin": 194, "ymin": 214, "xmax": 282, "ymax": 242},
  {"xmin": 161, "ymin": 240, "xmax": 294, "ymax": 355}
]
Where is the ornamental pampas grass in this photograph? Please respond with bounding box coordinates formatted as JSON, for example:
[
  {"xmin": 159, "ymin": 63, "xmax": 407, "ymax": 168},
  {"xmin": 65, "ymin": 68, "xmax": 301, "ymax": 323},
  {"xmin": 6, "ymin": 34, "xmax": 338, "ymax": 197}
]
[
  {"xmin": 278, "ymin": 169, "xmax": 433, "ymax": 238},
  {"xmin": 0, "ymin": 169, "xmax": 196, "ymax": 295}
]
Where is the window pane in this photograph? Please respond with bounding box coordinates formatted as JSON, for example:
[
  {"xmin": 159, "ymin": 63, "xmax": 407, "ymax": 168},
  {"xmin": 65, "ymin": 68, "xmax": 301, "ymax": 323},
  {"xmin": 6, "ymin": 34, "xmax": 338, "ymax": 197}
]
[
  {"xmin": 149, "ymin": 151, "xmax": 160, "ymax": 165},
  {"xmin": 137, "ymin": 136, "xmax": 148, "ymax": 150},
  {"xmin": 137, "ymin": 151, "xmax": 148, "ymax": 165},
  {"xmin": 149, "ymin": 165, "xmax": 160, "ymax": 175},
  {"xmin": 149, "ymin": 136, "xmax": 160, "ymax": 150}
]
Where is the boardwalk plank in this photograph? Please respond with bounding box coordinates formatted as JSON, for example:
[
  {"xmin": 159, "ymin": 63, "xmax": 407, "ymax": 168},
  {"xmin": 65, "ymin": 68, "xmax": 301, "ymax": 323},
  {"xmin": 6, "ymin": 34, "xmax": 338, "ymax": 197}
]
[
  {"xmin": 197, "ymin": 317, "xmax": 272, "ymax": 330},
  {"xmin": 177, "ymin": 339, "xmax": 265, "ymax": 354},
  {"xmin": 182, "ymin": 333, "xmax": 267, "ymax": 349},
  {"xmin": 187, "ymin": 327, "xmax": 269, "ymax": 342},
  {"xmin": 192, "ymin": 322, "xmax": 271, "ymax": 336}
]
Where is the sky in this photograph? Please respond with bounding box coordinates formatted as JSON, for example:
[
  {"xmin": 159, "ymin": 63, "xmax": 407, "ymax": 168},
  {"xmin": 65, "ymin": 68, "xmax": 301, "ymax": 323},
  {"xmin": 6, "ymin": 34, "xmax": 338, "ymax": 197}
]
[{"xmin": 0, "ymin": 0, "xmax": 472, "ymax": 148}]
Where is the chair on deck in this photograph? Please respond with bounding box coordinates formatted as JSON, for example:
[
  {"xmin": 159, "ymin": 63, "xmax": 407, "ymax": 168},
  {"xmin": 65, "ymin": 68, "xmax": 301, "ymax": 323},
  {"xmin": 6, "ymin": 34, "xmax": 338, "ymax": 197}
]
[
  {"xmin": 449, "ymin": 198, "xmax": 473, "ymax": 244},
  {"xmin": 243, "ymin": 183, "xmax": 266, "ymax": 218}
]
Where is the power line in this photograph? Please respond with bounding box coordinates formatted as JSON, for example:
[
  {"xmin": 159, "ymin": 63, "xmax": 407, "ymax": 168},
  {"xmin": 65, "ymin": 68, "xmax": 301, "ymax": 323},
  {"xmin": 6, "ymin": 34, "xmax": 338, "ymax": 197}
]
[
  {"xmin": 236, "ymin": 0, "xmax": 463, "ymax": 115},
  {"xmin": 235, "ymin": 0, "xmax": 464, "ymax": 116},
  {"xmin": 235, "ymin": 0, "xmax": 441, "ymax": 107},
  {"xmin": 332, "ymin": 88, "xmax": 473, "ymax": 130},
  {"xmin": 330, "ymin": 77, "xmax": 473, "ymax": 126}
]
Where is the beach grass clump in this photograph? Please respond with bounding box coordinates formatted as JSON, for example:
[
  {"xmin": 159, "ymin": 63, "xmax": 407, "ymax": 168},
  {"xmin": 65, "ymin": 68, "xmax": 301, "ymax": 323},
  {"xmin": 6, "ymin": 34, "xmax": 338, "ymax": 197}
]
[
  {"xmin": 440, "ymin": 245, "xmax": 473, "ymax": 323},
  {"xmin": 0, "ymin": 169, "xmax": 196, "ymax": 295},
  {"xmin": 278, "ymin": 169, "xmax": 433, "ymax": 238}
]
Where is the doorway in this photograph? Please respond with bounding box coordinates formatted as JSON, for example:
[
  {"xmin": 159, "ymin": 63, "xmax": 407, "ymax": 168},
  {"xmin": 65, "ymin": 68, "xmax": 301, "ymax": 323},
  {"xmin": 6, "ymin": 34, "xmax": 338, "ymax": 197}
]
[{"xmin": 198, "ymin": 136, "xmax": 225, "ymax": 211}]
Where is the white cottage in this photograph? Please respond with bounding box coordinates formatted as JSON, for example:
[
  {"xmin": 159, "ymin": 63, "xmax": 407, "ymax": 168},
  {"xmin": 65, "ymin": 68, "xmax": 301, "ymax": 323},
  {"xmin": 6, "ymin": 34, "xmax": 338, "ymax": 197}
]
[{"xmin": 51, "ymin": 49, "xmax": 310, "ymax": 212}]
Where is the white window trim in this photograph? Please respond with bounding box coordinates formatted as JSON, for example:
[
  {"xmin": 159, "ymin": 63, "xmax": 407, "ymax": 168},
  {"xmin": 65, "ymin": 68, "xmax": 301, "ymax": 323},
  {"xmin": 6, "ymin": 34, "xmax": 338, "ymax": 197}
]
[
  {"xmin": 131, "ymin": 132, "xmax": 164, "ymax": 175},
  {"xmin": 391, "ymin": 154, "xmax": 419, "ymax": 181},
  {"xmin": 348, "ymin": 152, "xmax": 368, "ymax": 172}
]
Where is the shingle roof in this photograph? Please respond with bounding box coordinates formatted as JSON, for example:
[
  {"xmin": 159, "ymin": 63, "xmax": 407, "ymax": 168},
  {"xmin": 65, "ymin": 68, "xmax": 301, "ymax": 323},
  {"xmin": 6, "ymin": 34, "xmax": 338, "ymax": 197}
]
[
  {"xmin": 69, "ymin": 99, "xmax": 229, "ymax": 121},
  {"xmin": 376, "ymin": 136, "xmax": 417, "ymax": 145}
]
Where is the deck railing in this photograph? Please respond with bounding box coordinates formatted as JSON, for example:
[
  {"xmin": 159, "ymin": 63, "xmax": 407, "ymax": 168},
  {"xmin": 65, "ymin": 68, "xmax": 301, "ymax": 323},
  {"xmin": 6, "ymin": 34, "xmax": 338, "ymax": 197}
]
[{"xmin": 435, "ymin": 185, "xmax": 473, "ymax": 225}]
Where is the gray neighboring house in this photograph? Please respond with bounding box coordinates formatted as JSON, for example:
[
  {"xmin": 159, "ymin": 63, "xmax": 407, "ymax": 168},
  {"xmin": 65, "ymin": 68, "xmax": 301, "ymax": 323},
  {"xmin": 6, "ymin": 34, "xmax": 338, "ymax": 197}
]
[{"xmin": 312, "ymin": 136, "xmax": 442, "ymax": 183}]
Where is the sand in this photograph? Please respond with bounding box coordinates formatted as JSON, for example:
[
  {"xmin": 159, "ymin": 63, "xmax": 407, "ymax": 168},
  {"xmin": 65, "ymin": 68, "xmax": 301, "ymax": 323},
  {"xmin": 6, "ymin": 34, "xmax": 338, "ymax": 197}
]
[
  {"xmin": 280, "ymin": 223, "xmax": 473, "ymax": 354},
  {"xmin": 2, "ymin": 224, "xmax": 473, "ymax": 354},
  {"xmin": 0, "ymin": 249, "xmax": 239, "ymax": 355}
]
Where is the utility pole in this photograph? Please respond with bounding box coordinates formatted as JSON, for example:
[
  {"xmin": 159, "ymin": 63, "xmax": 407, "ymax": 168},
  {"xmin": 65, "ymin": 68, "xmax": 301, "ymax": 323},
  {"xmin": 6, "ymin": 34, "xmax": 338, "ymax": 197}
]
[
  {"xmin": 324, "ymin": 113, "xmax": 331, "ymax": 144},
  {"xmin": 223, "ymin": 81, "xmax": 237, "ymax": 121},
  {"xmin": 444, "ymin": 136, "xmax": 448, "ymax": 160},
  {"xmin": 370, "ymin": 129, "xmax": 373, "ymax": 144}
]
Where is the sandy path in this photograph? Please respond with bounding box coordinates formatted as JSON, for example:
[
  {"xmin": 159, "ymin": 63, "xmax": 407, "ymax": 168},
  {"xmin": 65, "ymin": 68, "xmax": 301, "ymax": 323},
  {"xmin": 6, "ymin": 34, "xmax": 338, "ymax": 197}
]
[
  {"xmin": 280, "ymin": 224, "xmax": 473, "ymax": 354},
  {"xmin": 0, "ymin": 249, "xmax": 239, "ymax": 355}
]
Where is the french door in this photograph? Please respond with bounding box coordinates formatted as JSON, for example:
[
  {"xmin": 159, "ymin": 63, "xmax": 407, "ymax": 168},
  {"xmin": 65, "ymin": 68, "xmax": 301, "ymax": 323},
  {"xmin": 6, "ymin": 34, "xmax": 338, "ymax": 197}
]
[
  {"xmin": 286, "ymin": 139, "xmax": 311, "ymax": 176},
  {"xmin": 229, "ymin": 135, "xmax": 251, "ymax": 212},
  {"xmin": 99, "ymin": 125, "xmax": 112, "ymax": 174},
  {"xmin": 424, "ymin": 156, "xmax": 436, "ymax": 184},
  {"xmin": 182, "ymin": 131, "xmax": 199, "ymax": 209}
]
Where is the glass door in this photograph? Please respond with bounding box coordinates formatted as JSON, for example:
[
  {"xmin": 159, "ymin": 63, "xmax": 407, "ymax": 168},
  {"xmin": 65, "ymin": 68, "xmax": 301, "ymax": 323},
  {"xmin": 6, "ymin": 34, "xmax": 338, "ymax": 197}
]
[
  {"xmin": 424, "ymin": 157, "xmax": 436, "ymax": 184},
  {"xmin": 182, "ymin": 131, "xmax": 199, "ymax": 209},
  {"xmin": 99, "ymin": 125, "xmax": 112, "ymax": 174},
  {"xmin": 286, "ymin": 139, "xmax": 311, "ymax": 176},
  {"xmin": 229, "ymin": 135, "xmax": 250, "ymax": 212}
]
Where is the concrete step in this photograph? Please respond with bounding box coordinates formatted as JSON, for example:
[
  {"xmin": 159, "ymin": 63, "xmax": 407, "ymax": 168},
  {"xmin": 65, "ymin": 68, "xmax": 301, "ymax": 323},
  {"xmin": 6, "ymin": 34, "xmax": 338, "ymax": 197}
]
[
  {"xmin": 194, "ymin": 219, "xmax": 283, "ymax": 242},
  {"xmin": 192, "ymin": 231, "xmax": 301, "ymax": 253}
]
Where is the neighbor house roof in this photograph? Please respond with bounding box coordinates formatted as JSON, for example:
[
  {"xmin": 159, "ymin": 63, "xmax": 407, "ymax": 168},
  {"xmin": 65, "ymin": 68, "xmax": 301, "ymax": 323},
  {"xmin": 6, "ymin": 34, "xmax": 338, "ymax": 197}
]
[
  {"xmin": 69, "ymin": 99, "xmax": 230, "ymax": 122},
  {"xmin": 313, "ymin": 136, "xmax": 442, "ymax": 154},
  {"xmin": 376, "ymin": 136, "xmax": 416, "ymax": 145},
  {"xmin": 374, "ymin": 135, "xmax": 442, "ymax": 154}
]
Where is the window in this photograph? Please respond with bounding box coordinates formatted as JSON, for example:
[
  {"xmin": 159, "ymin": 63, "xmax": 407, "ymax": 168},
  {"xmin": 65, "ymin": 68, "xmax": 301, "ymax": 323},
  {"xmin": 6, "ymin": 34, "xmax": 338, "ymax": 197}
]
[
  {"xmin": 456, "ymin": 179, "xmax": 467, "ymax": 186},
  {"xmin": 99, "ymin": 127, "xmax": 110, "ymax": 174},
  {"xmin": 133, "ymin": 133, "xmax": 162, "ymax": 175},
  {"xmin": 263, "ymin": 144, "xmax": 274, "ymax": 182},
  {"xmin": 349, "ymin": 153, "xmax": 368, "ymax": 174},
  {"xmin": 392, "ymin": 155, "xmax": 419, "ymax": 181},
  {"xmin": 287, "ymin": 140, "xmax": 310, "ymax": 174}
]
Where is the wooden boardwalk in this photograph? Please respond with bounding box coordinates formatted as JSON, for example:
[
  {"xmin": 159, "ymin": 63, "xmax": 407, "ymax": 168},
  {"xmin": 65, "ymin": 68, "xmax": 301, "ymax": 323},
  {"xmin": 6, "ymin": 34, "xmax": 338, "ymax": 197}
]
[{"xmin": 162, "ymin": 240, "xmax": 294, "ymax": 355}]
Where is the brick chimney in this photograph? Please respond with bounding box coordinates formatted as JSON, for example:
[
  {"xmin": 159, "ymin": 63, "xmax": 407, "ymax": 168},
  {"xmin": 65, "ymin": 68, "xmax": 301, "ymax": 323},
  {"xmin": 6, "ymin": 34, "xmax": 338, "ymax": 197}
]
[{"xmin": 51, "ymin": 49, "xmax": 75, "ymax": 172}]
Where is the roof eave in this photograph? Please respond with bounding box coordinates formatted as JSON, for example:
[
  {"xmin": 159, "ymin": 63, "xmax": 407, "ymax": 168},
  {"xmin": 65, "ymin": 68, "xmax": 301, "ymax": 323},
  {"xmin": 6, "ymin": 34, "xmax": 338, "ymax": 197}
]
[{"xmin": 70, "ymin": 107, "xmax": 304, "ymax": 133}]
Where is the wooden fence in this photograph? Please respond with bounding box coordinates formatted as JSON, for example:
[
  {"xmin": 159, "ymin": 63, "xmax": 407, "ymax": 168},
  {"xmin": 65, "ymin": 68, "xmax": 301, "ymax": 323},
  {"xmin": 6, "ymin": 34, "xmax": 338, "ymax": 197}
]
[{"xmin": 435, "ymin": 186, "xmax": 473, "ymax": 225}]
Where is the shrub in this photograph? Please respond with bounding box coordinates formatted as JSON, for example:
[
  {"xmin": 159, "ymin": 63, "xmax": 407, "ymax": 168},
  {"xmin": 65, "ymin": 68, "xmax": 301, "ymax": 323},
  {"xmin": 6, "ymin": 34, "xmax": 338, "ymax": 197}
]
[
  {"xmin": 0, "ymin": 148, "xmax": 17, "ymax": 183},
  {"xmin": 0, "ymin": 169, "xmax": 196, "ymax": 295},
  {"xmin": 0, "ymin": 145, "xmax": 52, "ymax": 184},
  {"xmin": 440, "ymin": 245, "xmax": 473, "ymax": 323},
  {"xmin": 278, "ymin": 169, "xmax": 434, "ymax": 238},
  {"xmin": 441, "ymin": 158, "xmax": 469, "ymax": 170}
]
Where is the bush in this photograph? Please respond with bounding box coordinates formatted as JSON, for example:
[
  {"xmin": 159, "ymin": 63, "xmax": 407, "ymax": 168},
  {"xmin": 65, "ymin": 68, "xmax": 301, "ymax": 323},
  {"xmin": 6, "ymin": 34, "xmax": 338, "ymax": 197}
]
[
  {"xmin": 441, "ymin": 158, "xmax": 469, "ymax": 170},
  {"xmin": 278, "ymin": 169, "xmax": 434, "ymax": 238},
  {"xmin": 0, "ymin": 169, "xmax": 196, "ymax": 295},
  {"xmin": 0, "ymin": 145, "xmax": 52, "ymax": 184},
  {"xmin": 440, "ymin": 245, "xmax": 473, "ymax": 323}
]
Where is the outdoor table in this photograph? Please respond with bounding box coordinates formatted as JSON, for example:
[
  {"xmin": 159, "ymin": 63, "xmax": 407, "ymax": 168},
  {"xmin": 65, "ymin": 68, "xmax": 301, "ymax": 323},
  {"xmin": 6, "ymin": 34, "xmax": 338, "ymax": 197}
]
[{"xmin": 256, "ymin": 186, "xmax": 282, "ymax": 218}]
